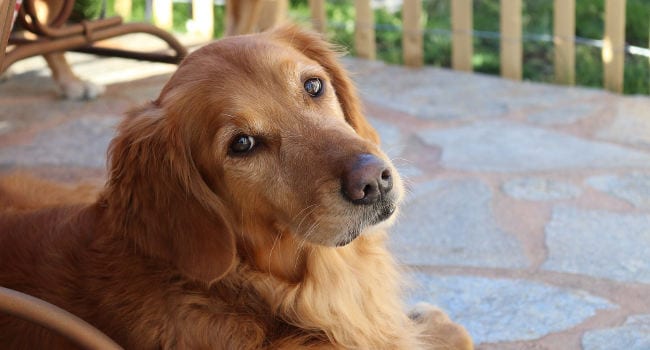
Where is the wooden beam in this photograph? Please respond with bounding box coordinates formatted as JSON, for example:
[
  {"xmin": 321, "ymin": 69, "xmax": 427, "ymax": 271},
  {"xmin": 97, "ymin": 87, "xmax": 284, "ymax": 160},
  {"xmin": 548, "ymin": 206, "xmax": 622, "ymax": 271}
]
[
  {"xmin": 500, "ymin": 0, "xmax": 522, "ymax": 80},
  {"xmin": 308, "ymin": 0, "xmax": 326, "ymax": 33},
  {"xmin": 554, "ymin": 0, "xmax": 575, "ymax": 85},
  {"xmin": 451, "ymin": 0, "xmax": 472, "ymax": 72},
  {"xmin": 603, "ymin": 0, "xmax": 626, "ymax": 93},
  {"xmin": 354, "ymin": 0, "xmax": 375, "ymax": 60},
  {"xmin": 402, "ymin": 0, "xmax": 422, "ymax": 67}
]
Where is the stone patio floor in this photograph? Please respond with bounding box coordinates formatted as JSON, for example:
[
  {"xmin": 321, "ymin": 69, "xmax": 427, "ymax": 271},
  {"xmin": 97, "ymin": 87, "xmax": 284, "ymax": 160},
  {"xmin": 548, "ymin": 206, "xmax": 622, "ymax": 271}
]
[{"xmin": 2, "ymin": 37, "xmax": 650, "ymax": 349}]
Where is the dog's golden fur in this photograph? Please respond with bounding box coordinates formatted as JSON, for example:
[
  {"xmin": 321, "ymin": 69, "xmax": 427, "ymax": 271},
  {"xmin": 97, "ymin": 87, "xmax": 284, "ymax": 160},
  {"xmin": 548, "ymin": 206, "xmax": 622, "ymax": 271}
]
[{"xmin": 0, "ymin": 26, "xmax": 472, "ymax": 349}]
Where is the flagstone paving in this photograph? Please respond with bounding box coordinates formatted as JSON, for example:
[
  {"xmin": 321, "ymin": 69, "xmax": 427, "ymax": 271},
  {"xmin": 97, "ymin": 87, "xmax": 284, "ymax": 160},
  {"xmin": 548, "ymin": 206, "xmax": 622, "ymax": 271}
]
[
  {"xmin": 582, "ymin": 314, "xmax": 650, "ymax": 350},
  {"xmin": 391, "ymin": 179, "xmax": 529, "ymax": 269},
  {"xmin": 2, "ymin": 46, "xmax": 650, "ymax": 349}
]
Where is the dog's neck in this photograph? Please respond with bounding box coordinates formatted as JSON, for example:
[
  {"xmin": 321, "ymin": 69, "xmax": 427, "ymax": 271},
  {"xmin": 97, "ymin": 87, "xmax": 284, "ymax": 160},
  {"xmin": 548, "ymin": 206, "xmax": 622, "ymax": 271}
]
[
  {"xmin": 235, "ymin": 226, "xmax": 419, "ymax": 348},
  {"xmin": 235, "ymin": 222, "xmax": 309, "ymax": 283}
]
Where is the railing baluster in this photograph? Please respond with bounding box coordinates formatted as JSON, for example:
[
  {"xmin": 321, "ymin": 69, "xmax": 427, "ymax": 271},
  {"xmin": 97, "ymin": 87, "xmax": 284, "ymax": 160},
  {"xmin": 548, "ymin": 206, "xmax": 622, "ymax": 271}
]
[
  {"xmin": 500, "ymin": 0, "xmax": 522, "ymax": 80},
  {"xmin": 191, "ymin": 0, "xmax": 214, "ymax": 39},
  {"xmin": 554, "ymin": 0, "xmax": 575, "ymax": 85},
  {"xmin": 114, "ymin": 0, "xmax": 132, "ymax": 20},
  {"xmin": 402, "ymin": 0, "xmax": 422, "ymax": 67},
  {"xmin": 354, "ymin": 0, "xmax": 375, "ymax": 60},
  {"xmin": 603, "ymin": 0, "xmax": 626, "ymax": 93},
  {"xmin": 451, "ymin": 0, "xmax": 473, "ymax": 72},
  {"xmin": 152, "ymin": 0, "xmax": 173, "ymax": 30}
]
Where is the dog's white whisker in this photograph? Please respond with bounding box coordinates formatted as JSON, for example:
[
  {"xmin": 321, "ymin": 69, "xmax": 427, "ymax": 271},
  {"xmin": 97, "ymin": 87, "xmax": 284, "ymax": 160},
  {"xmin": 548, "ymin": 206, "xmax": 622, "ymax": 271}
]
[
  {"xmin": 267, "ymin": 227, "xmax": 284, "ymax": 276},
  {"xmin": 291, "ymin": 203, "xmax": 318, "ymax": 234}
]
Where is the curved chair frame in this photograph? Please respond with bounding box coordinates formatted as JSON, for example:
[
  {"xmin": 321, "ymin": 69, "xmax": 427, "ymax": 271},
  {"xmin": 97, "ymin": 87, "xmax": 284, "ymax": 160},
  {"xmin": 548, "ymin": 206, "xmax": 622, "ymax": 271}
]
[
  {"xmin": 0, "ymin": 286, "xmax": 123, "ymax": 349},
  {"xmin": 2, "ymin": 0, "xmax": 187, "ymax": 73}
]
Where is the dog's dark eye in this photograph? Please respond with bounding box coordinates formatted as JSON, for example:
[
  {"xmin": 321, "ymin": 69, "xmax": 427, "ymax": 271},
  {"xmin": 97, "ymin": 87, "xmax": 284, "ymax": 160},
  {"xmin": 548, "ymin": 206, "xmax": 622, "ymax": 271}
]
[
  {"xmin": 230, "ymin": 135, "xmax": 255, "ymax": 154},
  {"xmin": 304, "ymin": 78, "xmax": 324, "ymax": 97}
]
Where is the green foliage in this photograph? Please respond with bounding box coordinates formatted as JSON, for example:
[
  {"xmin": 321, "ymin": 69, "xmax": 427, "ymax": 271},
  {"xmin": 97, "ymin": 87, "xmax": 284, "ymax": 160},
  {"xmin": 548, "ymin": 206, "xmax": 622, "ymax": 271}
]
[
  {"xmin": 172, "ymin": 3, "xmax": 191, "ymax": 32},
  {"xmin": 171, "ymin": 3, "xmax": 225, "ymax": 37},
  {"xmin": 575, "ymin": 45, "xmax": 604, "ymax": 88},
  {"xmin": 576, "ymin": 0, "xmax": 604, "ymax": 39},
  {"xmin": 212, "ymin": 5, "xmax": 226, "ymax": 38},
  {"xmin": 474, "ymin": 0, "xmax": 500, "ymax": 32},
  {"xmin": 624, "ymin": 54, "xmax": 650, "ymax": 94},
  {"xmin": 325, "ymin": 0, "xmax": 356, "ymax": 54},
  {"xmin": 375, "ymin": 6, "xmax": 403, "ymax": 64},
  {"xmin": 472, "ymin": 0, "xmax": 499, "ymax": 75},
  {"xmin": 626, "ymin": 0, "xmax": 650, "ymax": 47},
  {"xmin": 70, "ymin": 0, "xmax": 104, "ymax": 21}
]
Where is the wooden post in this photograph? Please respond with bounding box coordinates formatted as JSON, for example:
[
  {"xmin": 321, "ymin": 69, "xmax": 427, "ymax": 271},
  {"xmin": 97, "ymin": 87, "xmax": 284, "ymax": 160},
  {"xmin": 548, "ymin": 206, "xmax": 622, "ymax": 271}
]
[
  {"xmin": 500, "ymin": 0, "xmax": 522, "ymax": 80},
  {"xmin": 152, "ymin": 0, "xmax": 173, "ymax": 30},
  {"xmin": 603, "ymin": 0, "xmax": 626, "ymax": 93},
  {"xmin": 354, "ymin": 0, "xmax": 375, "ymax": 60},
  {"xmin": 402, "ymin": 0, "xmax": 422, "ymax": 67},
  {"xmin": 0, "ymin": 0, "xmax": 16, "ymax": 69},
  {"xmin": 191, "ymin": 0, "xmax": 214, "ymax": 39},
  {"xmin": 553, "ymin": 0, "xmax": 575, "ymax": 85},
  {"xmin": 308, "ymin": 0, "xmax": 326, "ymax": 33},
  {"xmin": 451, "ymin": 0, "xmax": 472, "ymax": 72},
  {"xmin": 114, "ymin": 0, "xmax": 132, "ymax": 20}
]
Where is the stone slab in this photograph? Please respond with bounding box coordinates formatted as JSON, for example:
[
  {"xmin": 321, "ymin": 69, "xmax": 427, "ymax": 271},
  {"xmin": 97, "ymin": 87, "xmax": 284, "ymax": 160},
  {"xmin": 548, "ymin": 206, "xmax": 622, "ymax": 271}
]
[
  {"xmin": 526, "ymin": 103, "xmax": 600, "ymax": 125},
  {"xmin": 367, "ymin": 116, "xmax": 404, "ymax": 159},
  {"xmin": 505, "ymin": 83, "xmax": 608, "ymax": 111},
  {"xmin": 0, "ymin": 116, "xmax": 118, "ymax": 169},
  {"xmin": 0, "ymin": 120, "xmax": 10, "ymax": 135},
  {"xmin": 596, "ymin": 96, "xmax": 650, "ymax": 147},
  {"xmin": 366, "ymin": 116, "xmax": 423, "ymax": 179},
  {"xmin": 349, "ymin": 61, "xmax": 510, "ymax": 122},
  {"xmin": 390, "ymin": 179, "xmax": 528, "ymax": 269},
  {"xmin": 345, "ymin": 58, "xmax": 608, "ymax": 123},
  {"xmin": 582, "ymin": 314, "xmax": 650, "ymax": 350},
  {"xmin": 417, "ymin": 121, "xmax": 650, "ymax": 172},
  {"xmin": 587, "ymin": 173, "xmax": 650, "ymax": 210},
  {"xmin": 407, "ymin": 273, "xmax": 615, "ymax": 344},
  {"xmin": 502, "ymin": 177, "xmax": 582, "ymax": 201},
  {"xmin": 542, "ymin": 206, "xmax": 650, "ymax": 283}
]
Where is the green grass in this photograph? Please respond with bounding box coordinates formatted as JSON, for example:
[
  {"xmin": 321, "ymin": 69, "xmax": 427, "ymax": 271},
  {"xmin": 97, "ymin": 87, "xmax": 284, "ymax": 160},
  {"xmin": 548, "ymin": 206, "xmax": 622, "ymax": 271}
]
[{"xmin": 99, "ymin": 0, "xmax": 649, "ymax": 95}]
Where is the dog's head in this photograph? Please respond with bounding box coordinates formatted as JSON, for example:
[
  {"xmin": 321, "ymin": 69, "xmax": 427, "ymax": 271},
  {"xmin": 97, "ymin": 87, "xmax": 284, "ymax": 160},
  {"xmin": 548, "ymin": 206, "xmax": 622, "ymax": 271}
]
[{"xmin": 106, "ymin": 26, "xmax": 403, "ymax": 283}]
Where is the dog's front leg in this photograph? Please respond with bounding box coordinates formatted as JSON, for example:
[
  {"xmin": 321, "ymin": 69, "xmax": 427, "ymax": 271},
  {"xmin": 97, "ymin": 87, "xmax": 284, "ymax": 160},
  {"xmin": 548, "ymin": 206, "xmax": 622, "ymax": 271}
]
[
  {"xmin": 409, "ymin": 303, "xmax": 474, "ymax": 350},
  {"xmin": 44, "ymin": 52, "xmax": 105, "ymax": 100}
]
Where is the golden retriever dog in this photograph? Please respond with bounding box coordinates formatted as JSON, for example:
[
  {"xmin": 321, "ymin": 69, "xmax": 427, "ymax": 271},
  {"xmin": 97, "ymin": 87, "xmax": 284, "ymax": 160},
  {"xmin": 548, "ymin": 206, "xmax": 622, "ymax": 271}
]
[{"xmin": 0, "ymin": 26, "xmax": 472, "ymax": 349}]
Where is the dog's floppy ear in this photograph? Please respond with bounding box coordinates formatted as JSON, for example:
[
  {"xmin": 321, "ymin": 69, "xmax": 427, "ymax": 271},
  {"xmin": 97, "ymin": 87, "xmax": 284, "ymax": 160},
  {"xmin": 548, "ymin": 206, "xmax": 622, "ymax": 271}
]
[
  {"xmin": 271, "ymin": 25, "xmax": 380, "ymax": 144},
  {"xmin": 104, "ymin": 103, "xmax": 236, "ymax": 284}
]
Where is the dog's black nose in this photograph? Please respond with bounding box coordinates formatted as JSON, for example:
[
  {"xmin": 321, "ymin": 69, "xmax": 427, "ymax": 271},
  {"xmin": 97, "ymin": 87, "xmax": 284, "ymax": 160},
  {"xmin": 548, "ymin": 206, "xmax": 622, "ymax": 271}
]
[{"xmin": 342, "ymin": 154, "xmax": 393, "ymax": 205}]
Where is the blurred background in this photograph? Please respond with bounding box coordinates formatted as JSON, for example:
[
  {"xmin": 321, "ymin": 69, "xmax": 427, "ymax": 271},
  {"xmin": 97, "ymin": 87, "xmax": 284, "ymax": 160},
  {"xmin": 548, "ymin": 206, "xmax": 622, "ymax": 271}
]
[{"xmin": 91, "ymin": 0, "xmax": 650, "ymax": 94}]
